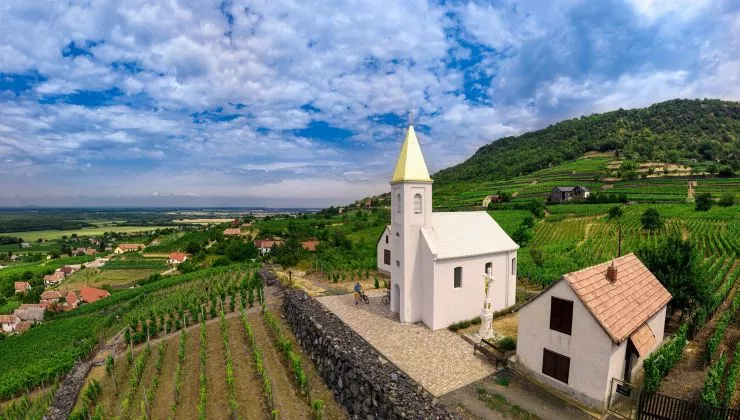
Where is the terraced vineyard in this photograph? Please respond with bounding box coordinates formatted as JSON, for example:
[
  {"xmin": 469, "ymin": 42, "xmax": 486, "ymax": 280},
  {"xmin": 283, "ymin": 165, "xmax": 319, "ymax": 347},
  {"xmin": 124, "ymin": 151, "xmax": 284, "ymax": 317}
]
[
  {"xmin": 515, "ymin": 204, "xmax": 739, "ymax": 287},
  {"xmin": 144, "ymin": 231, "xmax": 212, "ymax": 253},
  {"xmin": 68, "ymin": 270, "xmax": 344, "ymax": 419}
]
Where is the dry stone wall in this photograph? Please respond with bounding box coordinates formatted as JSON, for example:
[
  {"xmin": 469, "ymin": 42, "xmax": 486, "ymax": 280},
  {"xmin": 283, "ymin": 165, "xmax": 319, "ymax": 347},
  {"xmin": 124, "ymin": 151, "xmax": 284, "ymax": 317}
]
[{"xmin": 282, "ymin": 289, "xmax": 455, "ymax": 419}]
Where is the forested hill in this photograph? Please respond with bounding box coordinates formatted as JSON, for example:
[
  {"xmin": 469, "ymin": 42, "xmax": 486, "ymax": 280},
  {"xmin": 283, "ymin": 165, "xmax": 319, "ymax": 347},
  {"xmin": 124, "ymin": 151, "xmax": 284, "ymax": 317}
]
[{"xmin": 433, "ymin": 99, "xmax": 740, "ymax": 185}]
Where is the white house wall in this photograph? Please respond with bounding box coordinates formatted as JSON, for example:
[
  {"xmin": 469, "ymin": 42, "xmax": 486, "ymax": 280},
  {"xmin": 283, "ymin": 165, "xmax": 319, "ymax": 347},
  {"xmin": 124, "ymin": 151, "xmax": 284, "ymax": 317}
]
[
  {"xmin": 429, "ymin": 251, "xmax": 516, "ymax": 330},
  {"xmin": 516, "ymin": 280, "xmax": 613, "ymax": 408},
  {"xmin": 376, "ymin": 226, "xmax": 391, "ymax": 276}
]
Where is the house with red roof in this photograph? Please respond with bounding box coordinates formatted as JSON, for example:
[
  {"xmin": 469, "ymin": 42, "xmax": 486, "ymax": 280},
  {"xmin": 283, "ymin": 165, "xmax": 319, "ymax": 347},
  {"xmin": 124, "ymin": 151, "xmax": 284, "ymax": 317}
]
[
  {"xmin": 14, "ymin": 304, "xmax": 45, "ymax": 323},
  {"xmin": 64, "ymin": 291, "xmax": 79, "ymax": 310},
  {"xmin": 168, "ymin": 252, "xmax": 188, "ymax": 264},
  {"xmin": 254, "ymin": 239, "xmax": 276, "ymax": 255},
  {"xmin": 224, "ymin": 228, "xmax": 242, "ymax": 236},
  {"xmin": 14, "ymin": 281, "xmax": 31, "ymax": 293},
  {"xmin": 43, "ymin": 271, "xmax": 65, "ymax": 286},
  {"xmin": 516, "ymin": 253, "xmax": 671, "ymax": 409},
  {"xmin": 0, "ymin": 314, "xmax": 21, "ymax": 333},
  {"xmin": 79, "ymin": 286, "xmax": 111, "ymax": 304},
  {"xmin": 301, "ymin": 240, "xmax": 320, "ymax": 252},
  {"xmin": 85, "ymin": 248, "xmax": 97, "ymax": 256},
  {"xmin": 114, "ymin": 243, "xmax": 144, "ymax": 254}
]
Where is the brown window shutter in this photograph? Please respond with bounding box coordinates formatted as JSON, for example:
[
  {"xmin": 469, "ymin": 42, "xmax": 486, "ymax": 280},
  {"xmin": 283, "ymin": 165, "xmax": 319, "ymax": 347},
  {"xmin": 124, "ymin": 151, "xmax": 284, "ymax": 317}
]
[
  {"xmin": 562, "ymin": 300, "xmax": 573, "ymax": 335},
  {"xmin": 543, "ymin": 349, "xmax": 570, "ymax": 384},
  {"xmin": 556, "ymin": 354, "xmax": 570, "ymax": 383}
]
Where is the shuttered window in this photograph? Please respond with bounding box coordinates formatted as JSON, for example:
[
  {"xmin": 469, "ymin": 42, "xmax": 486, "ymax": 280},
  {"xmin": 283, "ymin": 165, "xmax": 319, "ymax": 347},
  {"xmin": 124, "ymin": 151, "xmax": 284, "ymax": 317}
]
[
  {"xmin": 542, "ymin": 348, "xmax": 570, "ymax": 384},
  {"xmin": 454, "ymin": 267, "xmax": 462, "ymax": 288},
  {"xmin": 549, "ymin": 297, "xmax": 573, "ymax": 335},
  {"xmin": 384, "ymin": 250, "xmax": 391, "ymax": 265}
]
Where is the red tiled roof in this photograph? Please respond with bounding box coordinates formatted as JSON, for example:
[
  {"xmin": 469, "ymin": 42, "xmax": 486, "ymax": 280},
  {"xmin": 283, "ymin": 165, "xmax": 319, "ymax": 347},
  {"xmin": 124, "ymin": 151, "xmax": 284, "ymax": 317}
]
[
  {"xmin": 630, "ymin": 323, "xmax": 657, "ymax": 357},
  {"xmin": 14, "ymin": 281, "xmax": 31, "ymax": 291},
  {"xmin": 563, "ymin": 253, "xmax": 672, "ymax": 343},
  {"xmin": 79, "ymin": 287, "xmax": 111, "ymax": 303},
  {"xmin": 0, "ymin": 314, "xmax": 20, "ymax": 324},
  {"xmin": 44, "ymin": 272, "xmax": 65, "ymax": 282},
  {"xmin": 169, "ymin": 252, "xmax": 187, "ymax": 262},
  {"xmin": 41, "ymin": 290, "xmax": 63, "ymax": 300},
  {"xmin": 224, "ymin": 228, "xmax": 241, "ymax": 236},
  {"xmin": 301, "ymin": 240, "xmax": 320, "ymax": 251},
  {"xmin": 118, "ymin": 243, "xmax": 143, "ymax": 250},
  {"xmin": 254, "ymin": 239, "xmax": 275, "ymax": 249},
  {"xmin": 65, "ymin": 291, "xmax": 78, "ymax": 307}
]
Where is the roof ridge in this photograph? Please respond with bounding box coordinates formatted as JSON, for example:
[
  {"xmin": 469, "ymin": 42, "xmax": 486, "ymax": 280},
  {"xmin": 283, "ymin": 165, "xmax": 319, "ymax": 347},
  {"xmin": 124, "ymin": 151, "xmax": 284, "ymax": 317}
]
[{"xmin": 564, "ymin": 252, "xmax": 636, "ymax": 279}]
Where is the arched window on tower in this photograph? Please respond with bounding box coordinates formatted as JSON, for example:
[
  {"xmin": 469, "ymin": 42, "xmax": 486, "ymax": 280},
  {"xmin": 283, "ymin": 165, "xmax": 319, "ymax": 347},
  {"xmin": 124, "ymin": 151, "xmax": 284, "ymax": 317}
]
[
  {"xmin": 396, "ymin": 193, "xmax": 401, "ymax": 213},
  {"xmin": 413, "ymin": 194, "xmax": 422, "ymax": 214}
]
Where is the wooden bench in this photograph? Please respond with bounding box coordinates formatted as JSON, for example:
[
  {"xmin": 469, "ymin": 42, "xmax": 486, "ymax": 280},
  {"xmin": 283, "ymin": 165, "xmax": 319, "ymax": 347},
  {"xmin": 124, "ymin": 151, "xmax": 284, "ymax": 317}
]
[{"xmin": 473, "ymin": 339, "xmax": 506, "ymax": 368}]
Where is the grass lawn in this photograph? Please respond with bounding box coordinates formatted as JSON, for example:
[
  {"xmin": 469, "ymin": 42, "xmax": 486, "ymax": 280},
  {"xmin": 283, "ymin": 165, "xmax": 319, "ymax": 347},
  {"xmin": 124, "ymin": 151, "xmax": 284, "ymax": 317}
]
[
  {"xmin": 57, "ymin": 268, "xmax": 161, "ymax": 290},
  {"xmin": 0, "ymin": 226, "xmax": 173, "ymax": 242}
]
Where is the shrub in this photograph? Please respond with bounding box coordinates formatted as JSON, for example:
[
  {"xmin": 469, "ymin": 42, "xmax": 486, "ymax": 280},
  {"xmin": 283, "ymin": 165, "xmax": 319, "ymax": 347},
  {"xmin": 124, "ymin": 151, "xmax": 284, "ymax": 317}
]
[
  {"xmin": 471, "ymin": 316, "xmax": 481, "ymax": 325},
  {"xmin": 695, "ymin": 193, "xmax": 713, "ymax": 212},
  {"xmin": 701, "ymin": 352, "xmax": 727, "ymax": 407},
  {"xmin": 641, "ymin": 208, "xmax": 662, "ymax": 230},
  {"xmin": 498, "ymin": 337, "xmax": 516, "ymax": 351},
  {"xmin": 718, "ymin": 192, "xmax": 735, "ymax": 207},
  {"xmin": 643, "ymin": 324, "xmax": 688, "ymax": 392}
]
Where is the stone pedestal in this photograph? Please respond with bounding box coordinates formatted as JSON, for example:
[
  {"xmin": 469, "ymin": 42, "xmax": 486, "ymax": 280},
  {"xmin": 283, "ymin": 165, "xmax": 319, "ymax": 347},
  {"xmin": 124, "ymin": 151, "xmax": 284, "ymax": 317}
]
[{"xmin": 479, "ymin": 307, "xmax": 493, "ymax": 339}]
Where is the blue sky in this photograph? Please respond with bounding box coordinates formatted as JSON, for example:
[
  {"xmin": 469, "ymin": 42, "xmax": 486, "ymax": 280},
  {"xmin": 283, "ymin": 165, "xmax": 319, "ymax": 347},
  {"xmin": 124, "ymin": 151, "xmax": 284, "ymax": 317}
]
[{"xmin": 0, "ymin": 0, "xmax": 738, "ymax": 207}]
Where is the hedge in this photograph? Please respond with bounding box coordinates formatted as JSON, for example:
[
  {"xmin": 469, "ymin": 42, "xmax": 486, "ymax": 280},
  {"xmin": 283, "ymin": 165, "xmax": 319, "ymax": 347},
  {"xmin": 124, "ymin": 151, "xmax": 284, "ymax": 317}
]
[{"xmin": 643, "ymin": 324, "xmax": 688, "ymax": 393}]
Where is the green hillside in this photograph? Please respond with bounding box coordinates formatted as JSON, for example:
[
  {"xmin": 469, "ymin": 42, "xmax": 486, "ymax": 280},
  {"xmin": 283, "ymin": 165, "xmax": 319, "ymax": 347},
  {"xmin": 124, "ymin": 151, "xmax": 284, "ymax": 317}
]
[{"xmin": 434, "ymin": 99, "xmax": 740, "ymax": 185}]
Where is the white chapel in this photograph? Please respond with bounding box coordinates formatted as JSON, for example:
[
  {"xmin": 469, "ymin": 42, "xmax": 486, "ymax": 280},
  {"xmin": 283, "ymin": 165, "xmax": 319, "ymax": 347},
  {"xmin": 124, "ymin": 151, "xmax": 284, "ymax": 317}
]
[{"xmin": 376, "ymin": 125, "xmax": 519, "ymax": 330}]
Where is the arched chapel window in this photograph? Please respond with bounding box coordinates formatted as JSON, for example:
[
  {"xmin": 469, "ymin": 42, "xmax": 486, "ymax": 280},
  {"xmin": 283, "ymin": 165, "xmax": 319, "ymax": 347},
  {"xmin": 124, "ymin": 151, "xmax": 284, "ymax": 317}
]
[{"xmin": 413, "ymin": 194, "xmax": 422, "ymax": 214}]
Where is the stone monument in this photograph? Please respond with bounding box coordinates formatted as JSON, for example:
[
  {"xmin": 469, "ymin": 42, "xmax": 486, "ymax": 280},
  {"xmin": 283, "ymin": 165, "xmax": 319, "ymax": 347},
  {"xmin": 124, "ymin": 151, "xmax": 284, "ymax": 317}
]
[{"xmin": 479, "ymin": 269, "xmax": 494, "ymax": 339}]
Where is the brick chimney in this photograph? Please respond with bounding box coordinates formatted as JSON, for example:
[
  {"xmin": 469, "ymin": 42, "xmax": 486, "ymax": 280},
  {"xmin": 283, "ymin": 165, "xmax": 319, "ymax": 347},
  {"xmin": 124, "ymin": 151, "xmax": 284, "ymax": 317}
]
[{"xmin": 607, "ymin": 262, "xmax": 618, "ymax": 283}]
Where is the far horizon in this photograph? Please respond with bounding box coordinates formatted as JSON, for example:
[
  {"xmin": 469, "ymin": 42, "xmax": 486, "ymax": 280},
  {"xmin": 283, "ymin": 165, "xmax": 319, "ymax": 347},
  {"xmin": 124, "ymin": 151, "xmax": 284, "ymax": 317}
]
[{"xmin": 1, "ymin": 1, "xmax": 738, "ymax": 207}]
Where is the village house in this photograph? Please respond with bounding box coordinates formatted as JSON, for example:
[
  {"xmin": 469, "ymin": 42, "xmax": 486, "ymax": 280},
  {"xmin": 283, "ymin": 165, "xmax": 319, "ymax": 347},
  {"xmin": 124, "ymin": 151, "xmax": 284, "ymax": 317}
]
[
  {"xmin": 223, "ymin": 228, "xmax": 242, "ymax": 236},
  {"xmin": 85, "ymin": 248, "xmax": 97, "ymax": 256},
  {"xmin": 482, "ymin": 194, "xmax": 502, "ymax": 207},
  {"xmin": 14, "ymin": 281, "xmax": 31, "ymax": 293},
  {"xmin": 376, "ymin": 226, "xmax": 392, "ymax": 276},
  {"xmin": 168, "ymin": 252, "xmax": 188, "ymax": 264},
  {"xmin": 0, "ymin": 314, "xmax": 21, "ymax": 333},
  {"xmin": 515, "ymin": 253, "xmax": 671, "ymax": 409},
  {"xmin": 58, "ymin": 265, "xmax": 79, "ymax": 276},
  {"xmin": 40, "ymin": 290, "xmax": 63, "ymax": 307},
  {"xmin": 64, "ymin": 291, "xmax": 79, "ymax": 310},
  {"xmin": 254, "ymin": 239, "xmax": 277, "ymax": 255},
  {"xmin": 301, "ymin": 240, "xmax": 320, "ymax": 252},
  {"xmin": 14, "ymin": 304, "xmax": 45, "ymax": 323},
  {"xmin": 548, "ymin": 186, "xmax": 591, "ymax": 203},
  {"xmin": 114, "ymin": 243, "xmax": 144, "ymax": 253},
  {"xmin": 72, "ymin": 247, "xmax": 87, "ymax": 255},
  {"xmin": 20, "ymin": 242, "xmax": 30, "ymax": 248},
  {"xmin": 43, "ymin": 271, "xmax": 65, "ymax": 286},
  {"xmin": 79, "ymin": 286, "xmax": 111, "ymax": 304},
  {"xmin": 378, "ymin": 125, "xmax": 519, "ymax": 330}
]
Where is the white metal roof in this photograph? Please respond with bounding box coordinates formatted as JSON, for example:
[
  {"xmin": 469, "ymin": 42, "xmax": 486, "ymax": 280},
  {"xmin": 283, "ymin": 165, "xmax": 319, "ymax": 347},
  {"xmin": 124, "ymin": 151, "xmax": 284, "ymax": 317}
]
[{"xmin": 421, "ymin": 211, "xmax": 519, "ymax": 260}]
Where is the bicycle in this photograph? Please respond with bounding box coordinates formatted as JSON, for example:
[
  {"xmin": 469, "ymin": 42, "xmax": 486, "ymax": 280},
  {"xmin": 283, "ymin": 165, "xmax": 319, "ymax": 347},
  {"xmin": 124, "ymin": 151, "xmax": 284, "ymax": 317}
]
[
  {"xmin": 382, "ymin": 288, "xmax": 390, "ymax": 305},
  {"xmin": 355, "ymin": 290, "xmax": 370, "ymax": 305}
]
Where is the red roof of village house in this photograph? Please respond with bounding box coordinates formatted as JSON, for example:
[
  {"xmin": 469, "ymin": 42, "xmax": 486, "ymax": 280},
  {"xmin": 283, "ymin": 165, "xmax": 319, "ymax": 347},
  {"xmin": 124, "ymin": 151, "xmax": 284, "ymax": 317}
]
[
  {"xmin": 79, "ymin": 287, "xmax": 111, "ymax": 303},
  {"xmin": 0, "ymin": 314, "xmax": 20, "ymax": 324},
  {"xmin": 301, "ymin": 240, "xmax": 320, "ymax": 251},
  {"xmin": 44, "ymin": 272, "xmax": 65, "ymax": 282},
  {"xmin": 224, "ymin": 228, "xmax": 242, "ymax": 236},
  {"xmin": 65, "ymin": 291, "xmax": 78, "ymax": 307},
  {"xmin": 14, "ymin": 281, "xmax": 31, "ymax": 291},
  {"xmin": 254, "ymin": 239, "xmax": 275, "ymax": 249},
  {"xmin": 562, "ymin": 253, "xmax": 672, "ymax": 343},
  {"xmin": 41, "ymin": 290, "xmax": 63, "ymax": 300},
  {"xmin": 169, "ymin": 252, "xmax": 187, "ymax": 262},
  {"xmin": 85, "ymin": 248, "xmax": 96, "ymax": 255},
  {"xmin": 118, "ymin": 243, "xmax": 143, "ymax": 250}
]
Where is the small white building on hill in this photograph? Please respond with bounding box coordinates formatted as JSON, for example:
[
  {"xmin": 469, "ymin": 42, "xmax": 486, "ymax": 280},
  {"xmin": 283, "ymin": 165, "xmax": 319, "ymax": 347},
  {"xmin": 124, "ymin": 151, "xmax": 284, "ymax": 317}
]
[
  {"xmin": 378, "ymin": 125, "xmax": 519, "ymax": 330},
  {"xmin": 515, "ymin": 253, "xmax": 671, "ymax": 409}
]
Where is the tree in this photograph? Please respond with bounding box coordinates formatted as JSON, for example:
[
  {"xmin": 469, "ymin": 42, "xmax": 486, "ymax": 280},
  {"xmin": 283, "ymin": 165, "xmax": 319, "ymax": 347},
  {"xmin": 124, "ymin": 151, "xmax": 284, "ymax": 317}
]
[
  {"xmin": 225, "ymin": 241, "xmax": 258, "ymax": 262},
  {"xmin": 608, "ymin": 206, "xmax": 623, "ymax": 220},
  {"xmin": 212, "ymin": 257, "xmax": 230, "ymax": 267},
  {"xmin": 641, "ymin": 208, "xmax": 662, "ymax": 230},
  {"xmin": 718, "ymin": 192, "xmax": 736, "ymax": 207},
  {"xmin": 511, "ymin": 226, "xmax": 532, "ymax": 246},
  {"xmin": 695, "ymin": 193, "xmax": 713, "ymax": 211},
  {"xmin": 185, "ymin": 241, "xmax": 201, "ymax": 255},
  {"xmin": 637, "ymin": 235, "xmax": 710, "ymax": 316},
  {"xmin": 718, "ymin": 166, "xmax": 735, "ymax": 178}
]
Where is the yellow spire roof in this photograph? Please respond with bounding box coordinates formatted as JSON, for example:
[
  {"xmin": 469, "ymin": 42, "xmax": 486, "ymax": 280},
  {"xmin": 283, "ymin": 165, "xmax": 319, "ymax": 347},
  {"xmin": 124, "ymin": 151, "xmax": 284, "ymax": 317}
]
[{"xmin": 392, "ymin": 125, "xmax": 432, "ymax": 182}]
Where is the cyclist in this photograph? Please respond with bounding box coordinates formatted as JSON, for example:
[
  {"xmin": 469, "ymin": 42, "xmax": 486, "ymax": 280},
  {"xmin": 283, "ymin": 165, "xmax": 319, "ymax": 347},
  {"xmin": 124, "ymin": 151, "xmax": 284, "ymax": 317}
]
[{"xmin": 354, "ymin": 282, "xmax": 362, "ymax": 305}]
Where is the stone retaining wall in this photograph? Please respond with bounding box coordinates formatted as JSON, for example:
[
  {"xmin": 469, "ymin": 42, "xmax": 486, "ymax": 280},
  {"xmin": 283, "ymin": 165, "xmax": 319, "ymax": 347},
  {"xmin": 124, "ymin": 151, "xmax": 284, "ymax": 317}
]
[
  {"xmin": 43, "ymin": 359, "xmax": 91, "ymax": 420},
  {"xmin": 282, "ymin": 289, "xmax": 454, "ymax": 419}
]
